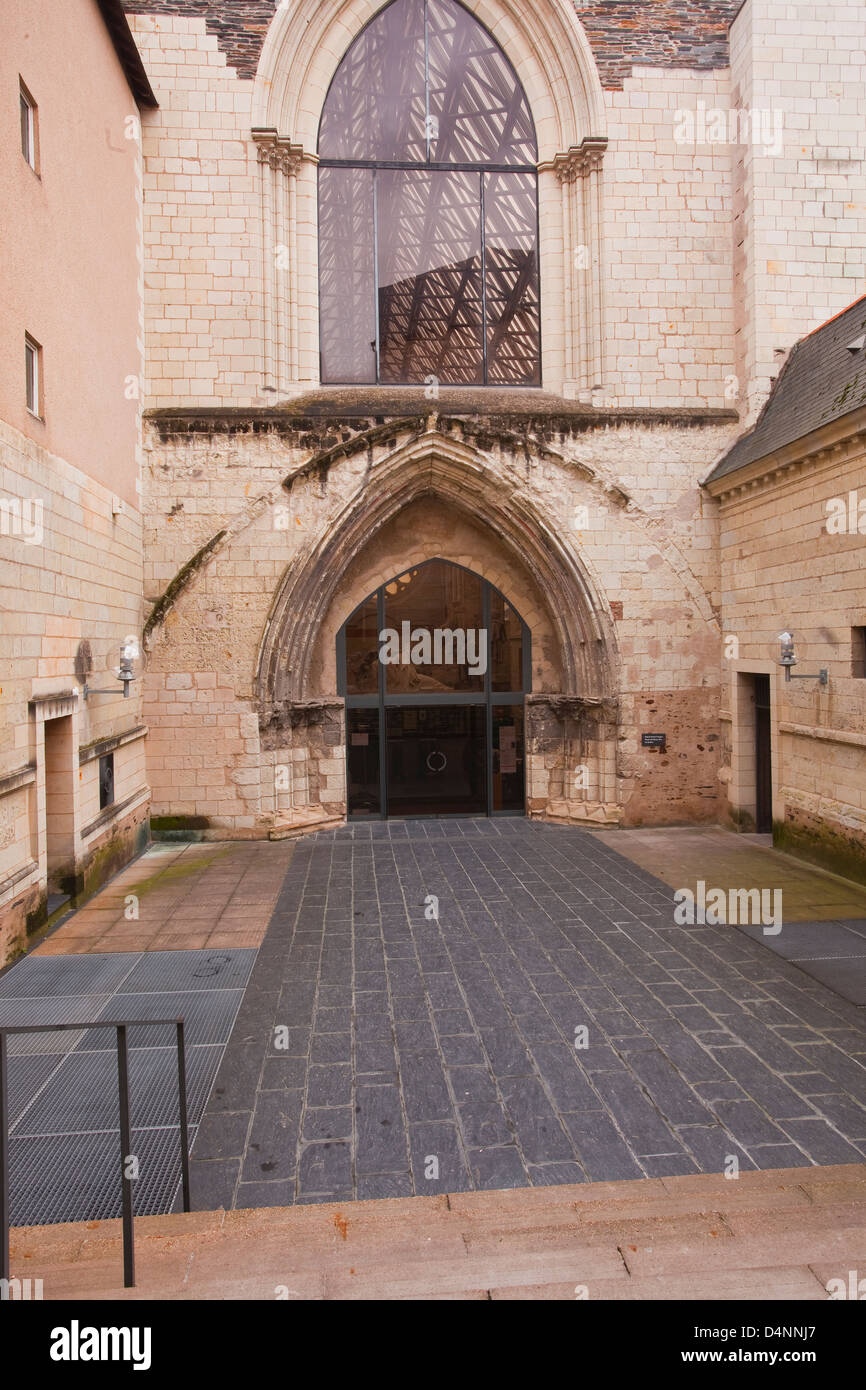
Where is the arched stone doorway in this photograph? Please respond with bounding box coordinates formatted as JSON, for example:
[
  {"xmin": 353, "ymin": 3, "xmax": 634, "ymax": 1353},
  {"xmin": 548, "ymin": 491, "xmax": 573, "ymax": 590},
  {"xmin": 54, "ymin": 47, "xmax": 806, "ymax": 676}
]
[
  {"xmin": 255, "ymin": 423, "xmax": 623, "ymax": 828},
  {"xmin": 338, "ymin": 558, "xmax": 530, "ymax": 817}
]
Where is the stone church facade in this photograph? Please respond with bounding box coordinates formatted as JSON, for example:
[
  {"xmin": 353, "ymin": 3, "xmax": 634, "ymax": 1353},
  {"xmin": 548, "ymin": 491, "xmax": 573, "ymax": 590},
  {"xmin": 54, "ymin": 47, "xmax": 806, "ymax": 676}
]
[{"xmin": 2, "ymin": 0, "xmax": 865, "ymax": 964}]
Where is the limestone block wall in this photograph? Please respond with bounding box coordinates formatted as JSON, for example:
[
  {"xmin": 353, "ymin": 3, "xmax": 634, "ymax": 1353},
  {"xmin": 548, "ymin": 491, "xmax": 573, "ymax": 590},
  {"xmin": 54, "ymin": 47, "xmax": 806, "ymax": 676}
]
[
  {"xmin": 712, "ymin": 428, "xmax": 866, "ymax": 879},
  {"xmin": 127, "ymin": 9, "xmax": 739, "ymax": 409},
  {"xmin": 730, "ymin": 0, "xmax": 866, "ymax": 422},
  {"xmin": 141, "ymin": 406, "xmax": 731, "ymax": 833},
  {"xmin": 0, "ymin": 419, "xmax": 149, "ymax": 964}
]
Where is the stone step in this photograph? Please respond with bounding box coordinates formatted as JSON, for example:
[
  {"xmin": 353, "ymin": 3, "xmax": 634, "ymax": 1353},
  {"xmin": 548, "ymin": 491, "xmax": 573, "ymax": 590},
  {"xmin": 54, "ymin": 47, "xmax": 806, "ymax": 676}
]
[{"xmin": 7, "ymin": 1163, "xmax": 864, "ymax": 1301}]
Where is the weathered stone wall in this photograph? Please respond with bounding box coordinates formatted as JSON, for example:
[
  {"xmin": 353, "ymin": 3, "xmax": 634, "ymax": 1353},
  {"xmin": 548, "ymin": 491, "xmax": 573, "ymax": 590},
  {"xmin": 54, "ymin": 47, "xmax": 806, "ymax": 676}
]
[
  {"xmin": 141, "ymin": 399, "xmax": 730, "ymax": 832},
  {"xmin": 711, "ymin": 429, "xmax": 866, "ymax": 880},
  {"xmin": 123, "ymin": 1, "xmax": 744, "ymax": 88}
]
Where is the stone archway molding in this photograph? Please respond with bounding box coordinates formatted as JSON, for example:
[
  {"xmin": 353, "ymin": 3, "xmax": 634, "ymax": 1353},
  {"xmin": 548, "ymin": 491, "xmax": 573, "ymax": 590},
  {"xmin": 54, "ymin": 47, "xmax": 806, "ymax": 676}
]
[
  {"xmin": 252, "ymin": 0, "xmax": 607, "ymax": 158},
  {"xmin": 255, "ymin": 425, "xmax": 620, "ymax": 721}
]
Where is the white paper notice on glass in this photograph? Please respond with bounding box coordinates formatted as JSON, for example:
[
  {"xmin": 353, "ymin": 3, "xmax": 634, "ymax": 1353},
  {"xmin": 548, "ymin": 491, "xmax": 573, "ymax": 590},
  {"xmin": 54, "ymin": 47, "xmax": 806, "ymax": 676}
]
[{"xmin": 499, "ymin": 726, "xmax": 517, "ymax": 774}]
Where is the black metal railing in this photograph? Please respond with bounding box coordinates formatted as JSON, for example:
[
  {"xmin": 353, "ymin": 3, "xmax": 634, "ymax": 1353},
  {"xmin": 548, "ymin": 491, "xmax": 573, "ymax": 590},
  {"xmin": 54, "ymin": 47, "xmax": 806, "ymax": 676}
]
[{"xmin": 0, "ymin": 1017, "xmax": 192, "ymax": 1290}]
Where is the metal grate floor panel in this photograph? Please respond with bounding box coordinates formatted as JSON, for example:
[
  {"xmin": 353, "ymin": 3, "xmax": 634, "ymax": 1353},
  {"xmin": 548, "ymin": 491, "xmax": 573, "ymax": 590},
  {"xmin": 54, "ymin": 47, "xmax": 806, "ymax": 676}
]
[
  {"xmin": 0, "ymin": 948, "xmax": 254, "ymax": 1225},
  {"xmin": 14, "ymin": 1044, "xmax": 224, "ymax": 1136},
  {"xmin": 0, "ymin": 995, "xmax": 112, "ymax": 1055},
  {"xmin": 120, "ymin": 949, "xmax": 255, "ymax": 993},
  {"xmin": 75, "ymin": 989, "xmax": 245, "ymax": 1050},
  {"xmin": 8, "ymin": 1126, "xmax": 199, "ymax": 1225},
  {"xmin": 0, "ymin": 954, "xmax": 139, "ymax": 999}
]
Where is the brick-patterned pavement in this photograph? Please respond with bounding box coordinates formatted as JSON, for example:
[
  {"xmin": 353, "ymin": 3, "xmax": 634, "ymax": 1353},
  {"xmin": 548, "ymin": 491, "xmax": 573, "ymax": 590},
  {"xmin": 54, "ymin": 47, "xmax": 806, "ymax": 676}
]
[{"xmin": 189, "ymin": 821, "xmax": 866, "ymax": 1209}]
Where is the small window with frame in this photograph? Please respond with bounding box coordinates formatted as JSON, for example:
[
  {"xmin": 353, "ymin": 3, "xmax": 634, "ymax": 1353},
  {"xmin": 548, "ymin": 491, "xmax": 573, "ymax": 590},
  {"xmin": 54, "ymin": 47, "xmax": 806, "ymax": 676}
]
[
  {"xmin": 25, "ymin": 334, "xmax": 42, "ymax": 417},
  {"xmin": 99, "ymin": 753, "xmax": 115, "ymax": 811},
  {"xmin": 20, "ymin": 79, "xmax": 38, "ymax": 171},
  {"xmin": 852, "ymin": 626, "xmax": 866, "ymax": 679}
]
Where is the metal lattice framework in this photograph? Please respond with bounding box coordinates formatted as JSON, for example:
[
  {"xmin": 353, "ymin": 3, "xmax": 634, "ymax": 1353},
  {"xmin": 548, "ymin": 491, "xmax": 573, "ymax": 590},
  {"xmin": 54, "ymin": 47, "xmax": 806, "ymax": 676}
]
[{"xmin": 318, "ymin": 0, "xmax": 541, "ymax": 386}]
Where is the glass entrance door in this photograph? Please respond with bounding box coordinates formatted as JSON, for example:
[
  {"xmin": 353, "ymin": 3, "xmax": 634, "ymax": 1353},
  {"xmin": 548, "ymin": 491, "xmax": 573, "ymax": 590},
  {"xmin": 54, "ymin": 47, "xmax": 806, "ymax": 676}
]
[
  {"xmin": 338, "ymin": 559, "xmax": 530, "ymax": 819},
  {"xmin": 386, "ymin": 705, "xmax": 486, "ymax": 816}
]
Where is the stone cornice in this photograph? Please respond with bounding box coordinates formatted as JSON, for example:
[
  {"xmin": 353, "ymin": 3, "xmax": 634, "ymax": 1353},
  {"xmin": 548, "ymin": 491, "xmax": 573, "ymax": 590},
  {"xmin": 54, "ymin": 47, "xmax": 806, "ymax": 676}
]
[{"xmin": 144, "ymin": 397, "xmax": 738, "ymax": 438}]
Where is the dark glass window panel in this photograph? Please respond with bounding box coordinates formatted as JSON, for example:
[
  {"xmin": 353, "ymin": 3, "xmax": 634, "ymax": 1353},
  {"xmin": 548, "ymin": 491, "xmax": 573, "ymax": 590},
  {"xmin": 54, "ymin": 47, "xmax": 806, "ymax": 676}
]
[
  {"xmin": 99, "ymin": 753, "xmax": 115, "ymax": 811},
  {"xmin": 318, "ymin": 0, "xmax": 427, "ymax": 161},
  {"xmin": 383, "ymin": 561, "xmax": 484, "ymax": 692},
  {"xmin": 319, "ymin": 166, "xmax": 377, "ymax": 384},
  {"xmin": 386, "ymin": 704, "xmax": 486, "ymax": 815},
  {"xmin": 377, "ymin": 168, "xmax": 483, "ymax": 384},
  {"xmin": 484, "ymin": 172, "xmax": 540, "ymax": 385},
  {"xmin": 490, "ymin": 590, "xmax": 524, "ymax": 691},
  {"xmin": 344, "ymin": 593, "xmax": 380, "ymax": 694},
  {"xmin": 427, "ymin": 0, "xmax": 537, "ymax": 166},
  {"xmin": 492, "ymin": 705, "xmax": 524, "ymax": 811},
  {"xmin": 347, "ymin": 708, "xmax": 382, "ymax": 815}
]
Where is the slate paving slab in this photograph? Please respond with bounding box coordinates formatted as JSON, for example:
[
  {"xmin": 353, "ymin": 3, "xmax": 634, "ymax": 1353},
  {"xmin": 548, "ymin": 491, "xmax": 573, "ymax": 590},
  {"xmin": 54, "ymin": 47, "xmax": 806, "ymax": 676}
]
[{"xmin": 191, "ymin": 820, "xmax": 866, "ymax": 1208}]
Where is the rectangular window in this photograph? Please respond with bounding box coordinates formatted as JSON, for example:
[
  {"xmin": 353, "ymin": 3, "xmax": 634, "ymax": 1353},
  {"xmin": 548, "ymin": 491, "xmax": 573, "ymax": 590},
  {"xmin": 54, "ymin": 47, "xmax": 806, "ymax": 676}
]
[
  {"xmin": 25, "ymin": 334, "xmax": 42, "ymax": 417},
  {"xmin": 20, "ymin": 80, "xmax": 38, "ymax": 170},
  {"xmin": 98, "ymin": 753, "xmax": 115, "ymax": 811},
  {"xmin": 852, "ymin": 627, "xmax": 866, "ymax": 679}
]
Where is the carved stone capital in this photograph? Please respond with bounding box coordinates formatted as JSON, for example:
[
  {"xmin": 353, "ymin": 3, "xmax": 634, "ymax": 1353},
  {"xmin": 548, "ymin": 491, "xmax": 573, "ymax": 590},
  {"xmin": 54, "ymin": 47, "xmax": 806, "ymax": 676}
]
[
  {"xmin": 547, "ymin": 136, "xmax": 608, "ymax": 183},
  {"xmin": 251, "ymin": 128, "xmax": 306, "ymax": 177}
]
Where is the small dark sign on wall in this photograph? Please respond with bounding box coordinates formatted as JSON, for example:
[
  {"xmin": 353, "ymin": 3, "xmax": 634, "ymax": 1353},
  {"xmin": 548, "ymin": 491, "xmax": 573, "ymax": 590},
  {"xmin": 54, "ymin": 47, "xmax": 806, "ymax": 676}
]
[{"xmin": 641, "ymin": 733, "xmax": 667, "ymax": 750}]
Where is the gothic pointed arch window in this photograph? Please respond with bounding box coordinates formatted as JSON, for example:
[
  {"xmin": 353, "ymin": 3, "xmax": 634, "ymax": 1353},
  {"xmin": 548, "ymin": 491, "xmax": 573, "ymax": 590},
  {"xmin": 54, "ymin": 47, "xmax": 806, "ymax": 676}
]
[{"xmin": 317, "ymin": 0, "xmax": 541, "ymax": 387}]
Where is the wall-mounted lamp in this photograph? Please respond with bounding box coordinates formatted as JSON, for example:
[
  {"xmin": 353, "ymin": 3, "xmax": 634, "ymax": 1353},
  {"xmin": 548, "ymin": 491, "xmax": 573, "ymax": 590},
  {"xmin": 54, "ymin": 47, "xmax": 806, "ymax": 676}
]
[
  {"xmin": 83, "ymin": 636, "xmax": 140, "ymax": 700},
  {"xmin": 775, "ymin": 630, "xmax": 828, "ymax": 687}
]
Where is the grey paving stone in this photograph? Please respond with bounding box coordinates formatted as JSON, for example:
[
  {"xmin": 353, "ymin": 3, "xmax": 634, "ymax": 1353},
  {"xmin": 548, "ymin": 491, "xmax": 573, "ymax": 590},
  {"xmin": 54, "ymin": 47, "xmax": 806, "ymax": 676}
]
[
  {"xmin": 677, "ymin": 1123, "xmax": 756, "ymax": 1174},
  {"xmin": 237, "ymin": 1118, "xmax": 299, "ymax": 1192},
  {"xmin": 709, "ymin": 1046, "xmax": 819, "ymax": 1119},
  {"xmin": 182, "ymin": 822, "xmax": 866, "ymax": 1210},
  {"xmin": 709, "ymin": 1099, "xmax": 789, "ymax": 1149},
  {"xmin": 355, "ymin": 1084, "xmax": 408, "ymax": 1175},
  {"xmin": 395, "ymin": 1019, "xmax": 438, "ymax": 1053},
  {"xmin": 627, "ymin": 1049, "xmax": 712, "ymax": 1126},
  {"xmin": 447, "ymin": 1065, "xmax": 500, "ymax": 1104},
  {"xmin": 193, "ymin": 1111, "xmax": 251, "ymax": 1162},
  {"xmin": 357, "ymin": 1173, "xmax": 414, "ymax": 1200},
  {"xmin": 235, "ymin": 1178, "xmax": 296, "ymax": 1209},
  {"xmin": 527, "ymin": 1041, "xmax": 602, "ymax": 1112},
  {"xmin": 748, "ymin": 1142, "xmax": 814, "ymax": 1170},
  {"xmin": 259, "ymin": 1057, "xmax": 307, "ymax": 1091},
  {"xmin": 528, "ymin": 1161, "xmax": 587, "ymax": 1186},
  {"xmin": 399, "ymin": 1051, "xmax": 453, "ymax": 1121},
  {"xmin": 499, "ymin": 1076, "xmax": 576, "ymax": 1162},
  {"xmin": 439, "ymin": 1034, "xmax": 487, "ymax": 1066},
  {"xmin": 457, "ymin": 1101, "xmax": 515, "ymax": 1147},
  {"xmin": 561, "ymin": 1111, "xmax": 644, "ymax": 1181},
  {"xmin": 779, "ymin": 1117, "xmax": 866, "ymax": 1164},
  {"xmin": 306, "ymin": 1062, "xmax": 353, "ymax": 1107},
  {"xmin": 640, "ymin": 1152, "xmax": 701, "ymax": 1177},
  {"xmin": 310, "ymin": 1032, "xmax": 352, "ymax": 1064},
  {"xmin": 297, "ymin": 1141, "xmax": 353, "ymax": 1198},
  {"xmin": 466, "ymin": 1145, "xmax": 528, "ymax": 1190},
  {"xmin": 589, "ymin": 1070, "xmax": 682, "ymax": 1156},
  {"xmin": 302, "ymin": 1106, "xmax": 353, "ymax": 1142},
  {"xmin": 188, "ymin": 1158, "xmax": 239, "ymax": 1211}
]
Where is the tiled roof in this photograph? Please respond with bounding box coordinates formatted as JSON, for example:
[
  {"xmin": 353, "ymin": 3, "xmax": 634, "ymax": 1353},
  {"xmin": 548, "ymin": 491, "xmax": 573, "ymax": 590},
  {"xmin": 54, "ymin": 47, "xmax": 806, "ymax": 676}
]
[{"xmin": 706, "ymin": 294, "xmax": 866, "ymax": 484}]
